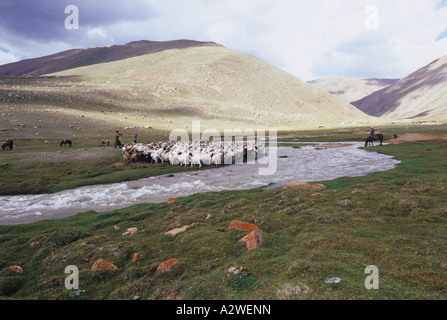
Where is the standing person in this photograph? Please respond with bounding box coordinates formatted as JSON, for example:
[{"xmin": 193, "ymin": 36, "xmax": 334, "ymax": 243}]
[
  {"xmin": 114, "ymin": 130, "xmax": 123, "ymax": 148},
  {"xmin": 133, "ymin": 133, "xmax": 138, "ymax": 144}
]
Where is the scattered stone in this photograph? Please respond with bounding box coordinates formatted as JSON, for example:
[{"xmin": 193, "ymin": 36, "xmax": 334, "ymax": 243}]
[
  {"xmin": 167, "ymin": 197, "xmax": 175, "ymax": 203},
  {"xmin": 276, "ymin": 283, "xmax": 312, "ymax": 299},
  {"xmin": 9, "ymin": 266, "xmax": 23, "ymax": 273},
  {"xmin": 91, "ymin": 259, "xmax": 118, "ymax": 271},
  {"xmin": 227, "ymin": 266, "xmax": 249, "ymax": 276},
  {"xmin": 132, "ymin": 253, "xmax": 143, "ymax": 262},
  {"xmin": 157, "ymin": 258, "xmax": 179, "ymax": 272},
  {"xmin": 206, "ymin": 213, "xmax": 213, "ymax": 220},
  {"xmin": 30, "ymin": 241, "xmax": 39, "ymax": 248},
  {"xmin": 68, "ymin": 289, "xmax": 85, "ymax": 298},
  {"xmin": 239, "ymin": 230, "xmax": 263, "ymax": 250},
  {"xmin": 165, "ymin": 225, "xmax": 192, "ymax": 237},
  {"xmin": 114, "ymin": 225, "xmax": 120, "ymax": 230},
  {"xmin": 283, "ymin": 182, "xmax": 326, "ymax": 191},
  {"xmin": 325, "ymin": 277, "xmax": 342, "ymax": 284},
  {"xmin": 228, "ymin": 220, "xmax": 261, "ymax": 232},
  {"xmin": 122, "ymin": 227, "xmax": 138, "ymax": 236}
]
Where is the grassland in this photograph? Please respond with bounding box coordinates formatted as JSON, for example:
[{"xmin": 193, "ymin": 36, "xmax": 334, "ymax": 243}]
[{"xmin": 1, "ymin": 126, "xmax": 447, "ymax": 300}]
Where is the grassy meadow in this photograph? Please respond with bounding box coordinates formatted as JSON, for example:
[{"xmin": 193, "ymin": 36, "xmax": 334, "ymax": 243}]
[{"xmin": 1, "ymin": 126, "xmax": 447, "ymax": 300}]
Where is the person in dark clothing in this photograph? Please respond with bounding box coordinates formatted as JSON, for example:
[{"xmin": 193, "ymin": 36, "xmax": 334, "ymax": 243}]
[
  {"xmin": 370, "ymin": 127, "xmax": 375, "ymax": 140},
  {"xmin": 133, "ymin": 134, "xmax": 138, "ymax": 144},
  {"xmin": 114, "ymin": 130, "xmax": 123, "ymax": 148}
]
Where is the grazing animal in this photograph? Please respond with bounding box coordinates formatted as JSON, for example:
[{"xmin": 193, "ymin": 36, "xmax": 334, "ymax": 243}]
[
  {"xmin": 393, "ymin": 134, "xmax": 399, "ymax": 139},
  {"xmin": 60, "ymin": 139, "xmax": 72, "ymax": 147},
  {"xmin": 365, "ymin": 134, "xmax": 384, "ymax": 147},
  {"xmin": 99, "ymin": 139, "xmax": 110, "ymax": 146},
  {"xmin": 2, "ymin": 139, "xmax": 13, "ymax": 151}
]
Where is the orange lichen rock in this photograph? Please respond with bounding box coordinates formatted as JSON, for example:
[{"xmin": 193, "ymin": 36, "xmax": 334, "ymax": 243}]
[
  {"xmin": 228, "ymin": 220, "xmax": 261, "ymax": 233},
  {"xmin": 239, "ymin": 231, "xmax": 264, "ymax": 250},
  {"xmin": 91, "ymin": 259, "xmax": 118, "ymax": 271},
  {"xmin": 9, "ymin": 266, "xmax": 23, "ymax": 273},
  {"xmin": 132, "ymin": 253, "xmax": 143, "ymax": 262},
  {"xmin": 167, "ymin": 197, "xmax": 175, "ymax": 203},
  {"xmin": 156, "ymin": 258, "xmax": 179, "ymax": 272}
]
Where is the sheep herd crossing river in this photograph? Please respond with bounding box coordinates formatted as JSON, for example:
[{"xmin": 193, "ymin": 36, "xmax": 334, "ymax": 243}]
[{"xmin": 122, "ymin": 140, "xmax": 266, "ymax": 166}]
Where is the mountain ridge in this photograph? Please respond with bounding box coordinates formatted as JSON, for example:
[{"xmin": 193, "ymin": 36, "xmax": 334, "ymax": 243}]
[{"xmin": 0, "ymin": 39, "xmax": 221, "ymax": 77}]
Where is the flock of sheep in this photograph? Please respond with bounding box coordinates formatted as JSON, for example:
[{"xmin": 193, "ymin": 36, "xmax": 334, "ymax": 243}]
[{"xmin": 122, "ymin": 140, "xmax": 265, "ymax": 167}]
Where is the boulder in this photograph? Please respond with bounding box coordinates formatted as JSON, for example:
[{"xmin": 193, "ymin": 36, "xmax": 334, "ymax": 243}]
[
  {"xmin": 228, "ymin": 220, "xmax": 261, "ymax": 232},
  {"xmin": 91, "ymin": 259, "xmax": 118, "ymax": 271},
  {"xmin": 283, "ymin": 182, "xmax": 326, "ymax": 190},
  {"xmin": 9, "ymin": 265, "xmax": 23, "ymax": 273},
  {"xmin": 239, "ymin": 230, "xmax": 263, "ymax": 250},
  {"xmin": 122, "ymin": 227, "xmax": 138, "ymax": 236},
  {"xmin": 165, "ymin": 225, "xmax": 192, "ymax": 237},
  {"xmin": 157, "ymin": 258, "xmax": 179, "ymax": 272},
  {"xmin": 132, "ymin": 253, "xmax": 143, "ymax": 262}
]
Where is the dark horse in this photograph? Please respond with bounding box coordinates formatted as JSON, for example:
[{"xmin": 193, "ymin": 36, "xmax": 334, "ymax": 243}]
[
  {"xmin": 2, "ymin": 139, "xmax": 13, "ymax": 151},
  {"xmin": 60, "ymin": 139, "xmax": 72, "ymax": 147},
  {"xmin": 365, "ymin": 134, "xmax": 384, "ymax": 147}
]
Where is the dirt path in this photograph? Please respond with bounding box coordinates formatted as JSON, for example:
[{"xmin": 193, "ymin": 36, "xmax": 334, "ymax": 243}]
[{"xmin": 386, "ymin": 133, "xmax": 447, "ymax": 144}]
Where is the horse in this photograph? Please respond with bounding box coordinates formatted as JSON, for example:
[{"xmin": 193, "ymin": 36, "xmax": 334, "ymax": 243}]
[
  {"xmin": 99, "ymin": 139, "xmax": 110, "ymax": 146},
  {"xmin": 60, "ymin": 139, "xmax": 72, "ymax": 147},
  {"xmin": 365, "ymin": 134, "xmax": 384, "ymax": 147},
  {"xmin": 2, "ymin": 140, "xmax": 13, "ymax": 151}
]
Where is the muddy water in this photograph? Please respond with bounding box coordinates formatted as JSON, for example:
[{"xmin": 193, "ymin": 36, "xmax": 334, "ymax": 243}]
[{"xmin": 0, "ymin": 143, "xmax": 400, "ymax": 225}]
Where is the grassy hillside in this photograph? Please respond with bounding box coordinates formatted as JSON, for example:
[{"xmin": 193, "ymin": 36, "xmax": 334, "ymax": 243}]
[
  {"xmin": 43, "ymin": 46, "xmax": 377, "ymax": 129},
  {"xmin": 1, "ymin": 127, "xmax": 447, "ymax": 300},
  {"xmin": 352, "ymin": 55, "xmax": 447, "ymax": 121}
]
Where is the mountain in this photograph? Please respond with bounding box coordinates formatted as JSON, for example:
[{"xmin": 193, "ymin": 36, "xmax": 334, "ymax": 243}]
[
  {"xmin": 0, "ymin": 40, "xmax": 221, "ymax": 77},
  {"xmin": 352, "ymin": 56, "xmax": 447, "ymax": 120},
  {"xmin": 41, "ymin": 44, "xmax": 373, "ymax": 129},
  {"xmin": 308, "ymin": 77, "xmax": 399, "ymax": 103}
]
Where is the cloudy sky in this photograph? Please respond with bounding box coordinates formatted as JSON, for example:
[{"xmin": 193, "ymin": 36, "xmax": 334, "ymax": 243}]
[{"xmin": 0, "ymin": 0, "xmax": 446, "ymax": 81}]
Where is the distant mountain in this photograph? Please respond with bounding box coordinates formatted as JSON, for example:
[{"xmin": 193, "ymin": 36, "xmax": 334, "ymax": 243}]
[
  {"xmin": 0, "ymin": 40, "xmax": 221, "ymax": 77},
  {"xmin": 308, "ymin": 77, "xmax": 399, "ymax": 103},
  {"xmin": 352, "ymin": 56, "xmax": 447, "ymax": 120}
]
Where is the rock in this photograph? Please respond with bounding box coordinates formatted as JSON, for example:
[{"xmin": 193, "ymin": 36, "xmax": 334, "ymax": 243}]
[
  {"xmin": 157, "ymin": 258, "xmax": 179, "ymax": 272},
  {"xmin": 91, "ymin": 259, "xmax": 118, "ymax": 271},
  {"xmin": 69, "ymin": 289, "xmax": 85, "ymax": 298},
  {"xmin": 165, "ymin": 225, "xmax": 192, "ymax": 237},
  {"xmin": 114, "ymin": 225, "xmax": 120, "ymax": 230},
  {"xmin": 206, "ymin": 214, "xmax": 213, "ymax": 220},
  {"xmin": 30, "ymin": 241, "xmax": 39, "ymax": 248},
  {"xmin": 239, "ymin": 230, "xmax": 263, "ymax": 250},
  {"xmin": 227, "ymin": 266, "xmax": 249, "ymax": 276},
  {"xmin": 132, "ymin": 253, "xmax": 143, "ymax": 262},
  {"xmin": 325, "ymin": 277, "xmax": 342, "ymax": 284},
  {"xmin": 122, "ymin": 227, "xmax": 138, "ymax": 236},
  {"xmin": 9, "ymin": 266, "xmax": 23, "ymax": 273},
  {"xmin": 283, "ymin": 182, "xmax": 326, "ymax": 191},
  {"xmin": 167, "ymin": 197, "xmax": 175, "ymax": 203},
  {"xmin": 228, "ymin": 220, "xmax": 261, "ymax": 232},
  {"xmin": 276, "ymin": 283, "xmax": 312, "ymax": 299}
]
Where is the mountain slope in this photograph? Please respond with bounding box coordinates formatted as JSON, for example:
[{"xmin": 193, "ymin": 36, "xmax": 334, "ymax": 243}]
[
  {"xmin": 0, "ymin": 40, "xmax": 221, "ymax": 77},
  {"xmin": 352, "ymin": 56, "xmax": 447, "ymax": 120},
  {"xmin": 308, "ymin": 77, "xmax": 399, "ymax": 103},
  {"xmin": 43, "ymin": 45, "xmax": 373, "ymax": 129}
]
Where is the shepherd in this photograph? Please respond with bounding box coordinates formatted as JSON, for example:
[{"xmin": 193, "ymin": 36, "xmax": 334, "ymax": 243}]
[{"xmin": 114, "ymin": 130, "xmax": 123, "ymax": 148}]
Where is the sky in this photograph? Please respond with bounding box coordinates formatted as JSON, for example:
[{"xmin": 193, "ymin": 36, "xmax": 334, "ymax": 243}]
[{"xmin": 0, "ymin": 0, "xmax": 447, "ymax": 81}]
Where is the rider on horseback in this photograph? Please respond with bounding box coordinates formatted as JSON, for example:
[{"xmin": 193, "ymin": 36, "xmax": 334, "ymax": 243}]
[{"xmin": 370, "ymin": 126, "xmax": 375, "ymax": 140}]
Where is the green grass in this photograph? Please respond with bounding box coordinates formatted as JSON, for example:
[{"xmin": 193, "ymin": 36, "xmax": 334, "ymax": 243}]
[{"xmin": 1, "ymin": 128, "xmax": 447, "ymax": 300}]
